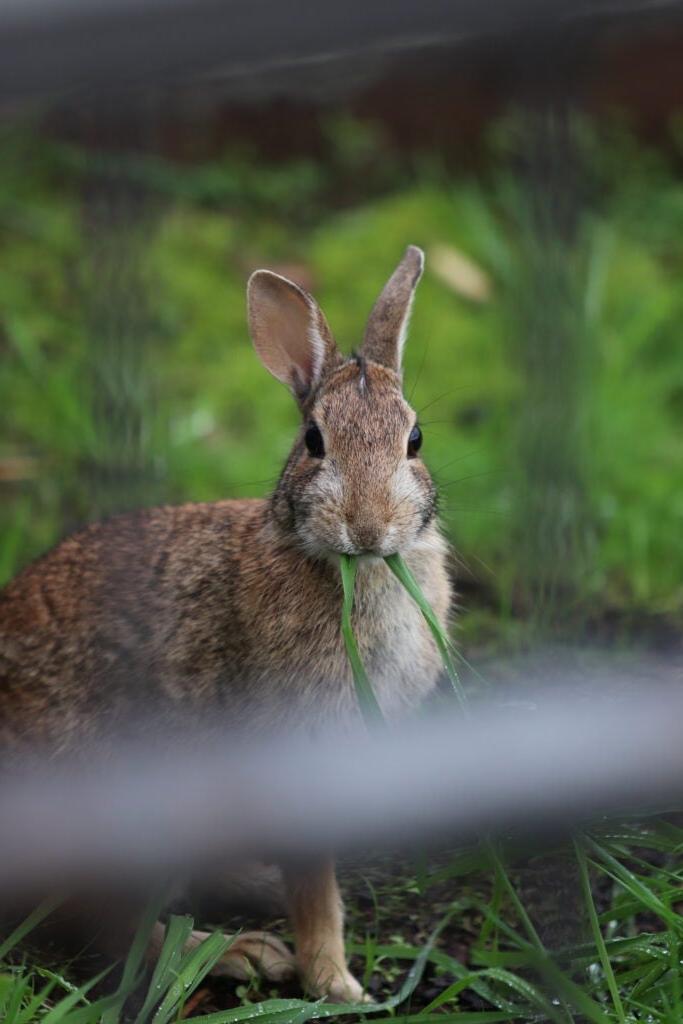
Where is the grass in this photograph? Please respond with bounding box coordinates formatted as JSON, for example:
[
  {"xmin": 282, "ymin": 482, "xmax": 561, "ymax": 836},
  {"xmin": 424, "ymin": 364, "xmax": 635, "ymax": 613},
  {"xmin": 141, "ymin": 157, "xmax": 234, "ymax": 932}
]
[
  {"xmin": 384, "ymin": 554, "xmax": 468, "ymax": 713},
  {"xmin": 3, "ymin": 825, "xmax": 682, "ymax": 1021},
  {"xmin": 335, "ymin": 552, "xmax": 683, "ymax": 1022},
  {"xmin": 339, "ymin": 554, "xmax": 386, "ymax": 729}
]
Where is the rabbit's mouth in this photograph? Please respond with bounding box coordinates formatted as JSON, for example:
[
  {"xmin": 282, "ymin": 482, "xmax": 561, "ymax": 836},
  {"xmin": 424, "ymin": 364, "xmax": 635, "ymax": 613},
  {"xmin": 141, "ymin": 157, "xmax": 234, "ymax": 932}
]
[
  {"xmin": 314, "ymin": 537, "xmax": 398, "ymax": 562},
  {"xmin": 295, "ymin": 511, "xmax": 409, "ymax": 560},
  {"xmin": 337, "ymin": 522, "xmax": 398, "ymax": 559},
  {"xmin": 329, "ymin": 542, "xmax": 390, "ymax": 560},
  {"xmin": 356, "ymin": 552, "xmax": 386, "ymax": 565}
]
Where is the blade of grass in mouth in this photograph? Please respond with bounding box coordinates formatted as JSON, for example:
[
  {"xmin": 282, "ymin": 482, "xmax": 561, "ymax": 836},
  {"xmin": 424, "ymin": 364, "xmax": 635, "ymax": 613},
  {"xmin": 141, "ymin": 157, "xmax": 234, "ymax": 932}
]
[
  {"xmin": 339, "ymin": 553, "xmax": 386, "ymax": 730},
  {"xmin": 384, "ymin": 552, "xmax": 468, "ymax": 714},
  {"xmin": 339, "ymin": 551, "xmax": 467, "ymax": 721}
]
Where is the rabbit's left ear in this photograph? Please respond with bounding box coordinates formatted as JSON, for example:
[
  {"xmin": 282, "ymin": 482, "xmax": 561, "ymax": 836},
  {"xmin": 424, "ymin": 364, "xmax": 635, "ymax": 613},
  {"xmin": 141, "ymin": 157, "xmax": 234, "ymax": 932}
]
[
  {"xmin": 361, "ymin": 245, "xmax": 424, "ymax": 373},
  {"xmin": 248, "ymin": 270, "xmax": 341, "ymax": 406}
]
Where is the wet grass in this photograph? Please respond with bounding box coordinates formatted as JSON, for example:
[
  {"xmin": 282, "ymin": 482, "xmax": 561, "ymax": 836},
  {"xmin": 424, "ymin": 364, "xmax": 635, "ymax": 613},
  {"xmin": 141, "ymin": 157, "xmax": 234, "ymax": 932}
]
[{"xmin": 2, "ymin": 822, "xmax": 682, "ymax": 1022}]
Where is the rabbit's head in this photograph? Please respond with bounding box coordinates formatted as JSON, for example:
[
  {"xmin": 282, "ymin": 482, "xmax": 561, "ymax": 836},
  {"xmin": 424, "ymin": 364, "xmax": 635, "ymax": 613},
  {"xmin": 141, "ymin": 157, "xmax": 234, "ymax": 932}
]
[{"xmin": 248, "ymin": 246, "xmax": 437, "ymax": 559}]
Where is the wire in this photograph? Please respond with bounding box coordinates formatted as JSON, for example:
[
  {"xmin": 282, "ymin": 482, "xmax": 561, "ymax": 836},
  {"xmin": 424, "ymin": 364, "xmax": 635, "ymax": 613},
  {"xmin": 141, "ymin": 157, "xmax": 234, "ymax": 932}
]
[{"xmin": 1, "ymin": 671, "xmax": 681, "ymax": 893}]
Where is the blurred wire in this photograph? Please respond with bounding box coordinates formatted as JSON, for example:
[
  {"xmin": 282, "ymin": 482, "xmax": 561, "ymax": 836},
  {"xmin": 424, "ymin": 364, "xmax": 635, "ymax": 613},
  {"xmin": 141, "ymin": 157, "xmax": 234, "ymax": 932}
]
[
  {"xmin": 2, "ymin": 0, "xmax": 683, "ymax": 102},
  {"xmin": 0, "ymin": 675, "xmax": 681, "ymax": 894}
]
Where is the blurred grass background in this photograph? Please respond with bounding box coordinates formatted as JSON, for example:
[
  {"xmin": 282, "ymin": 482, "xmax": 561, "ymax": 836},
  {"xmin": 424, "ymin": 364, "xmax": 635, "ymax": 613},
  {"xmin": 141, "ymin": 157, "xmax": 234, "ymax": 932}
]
[{"xmin": 1, "ymin": 113, "xmax": 682, "ymax": 645}]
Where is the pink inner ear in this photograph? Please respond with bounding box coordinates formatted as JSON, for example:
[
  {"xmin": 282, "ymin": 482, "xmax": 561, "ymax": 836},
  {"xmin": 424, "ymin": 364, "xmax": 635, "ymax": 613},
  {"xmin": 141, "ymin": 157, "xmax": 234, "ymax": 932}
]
[
  {"xmin": 265, "ymin": 300, "xmax": 312, "ymax": 374},
  {"xmin": 250, "ymin": 275, "xmax": 320, "ymax": 392}
]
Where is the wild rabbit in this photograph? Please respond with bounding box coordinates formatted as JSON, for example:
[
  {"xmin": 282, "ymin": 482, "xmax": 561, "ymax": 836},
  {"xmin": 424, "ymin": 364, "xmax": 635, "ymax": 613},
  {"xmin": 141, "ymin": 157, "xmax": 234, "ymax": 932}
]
[{"xmin": 0, "ymin": 245, "xmax": 451, "ymax": 1002}]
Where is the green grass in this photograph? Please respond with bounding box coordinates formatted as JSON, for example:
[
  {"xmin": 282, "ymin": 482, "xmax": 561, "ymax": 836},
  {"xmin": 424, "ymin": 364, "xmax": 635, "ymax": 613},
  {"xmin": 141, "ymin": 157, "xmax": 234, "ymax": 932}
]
[
  {"xmin": 332, "ymin": 553, "xmax": 683, "ymax": 1022},
  {"xmin": 3, "ymin": 825, "xmax": 682, "ymax": 1022},
  {"xmin": 339, "ymin": 553, "xmax": 386, "ymax": 729}
]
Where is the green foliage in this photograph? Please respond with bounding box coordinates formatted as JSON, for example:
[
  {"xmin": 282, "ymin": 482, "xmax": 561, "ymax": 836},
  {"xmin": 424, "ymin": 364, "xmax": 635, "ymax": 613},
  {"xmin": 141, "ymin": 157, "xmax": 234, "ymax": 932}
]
[
  {"xmin": 0, "ymin": 902, "xmax": 318, "ymax": 1024},
  {"xmin": 2, "ymin": 821, "xmax": 681, "ymax": 1021},
  {"xmin": 1, "ymin": 116, "xmax": 681, "ymax": 626}
]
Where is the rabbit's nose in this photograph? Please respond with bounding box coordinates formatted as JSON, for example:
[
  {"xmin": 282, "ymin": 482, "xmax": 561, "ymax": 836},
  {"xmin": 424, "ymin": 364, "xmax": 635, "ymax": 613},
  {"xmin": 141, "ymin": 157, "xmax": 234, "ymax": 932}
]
[{"xmin": 347, "ymin": 518, "xmax": 384, "ymax": 553}]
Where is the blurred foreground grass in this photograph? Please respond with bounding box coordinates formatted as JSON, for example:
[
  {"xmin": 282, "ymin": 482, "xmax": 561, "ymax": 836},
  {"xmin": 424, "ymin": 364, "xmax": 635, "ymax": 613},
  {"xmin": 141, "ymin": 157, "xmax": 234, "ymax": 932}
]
[{"xmin": 1, "ymin": 115, "xmax": 681, "ymax": 637}]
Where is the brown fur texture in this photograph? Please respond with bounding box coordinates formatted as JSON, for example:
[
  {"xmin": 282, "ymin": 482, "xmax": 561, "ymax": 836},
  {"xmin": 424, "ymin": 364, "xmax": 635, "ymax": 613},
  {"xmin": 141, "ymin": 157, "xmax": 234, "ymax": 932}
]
[{"xmin": 0, "ymin": 246, "xmax": 452, "ymax": 1001}]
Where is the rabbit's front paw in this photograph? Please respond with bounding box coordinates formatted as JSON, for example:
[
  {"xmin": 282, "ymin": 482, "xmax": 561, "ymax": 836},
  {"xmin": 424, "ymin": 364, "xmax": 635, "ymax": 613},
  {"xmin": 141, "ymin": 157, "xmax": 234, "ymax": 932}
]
[
  {"xmin": 303, "ymin": 962, "xmax": 371, "ymax": 1004},
  {"xmin": 202, "ymin": 929, "xmax": 296, "ymax": 982}
]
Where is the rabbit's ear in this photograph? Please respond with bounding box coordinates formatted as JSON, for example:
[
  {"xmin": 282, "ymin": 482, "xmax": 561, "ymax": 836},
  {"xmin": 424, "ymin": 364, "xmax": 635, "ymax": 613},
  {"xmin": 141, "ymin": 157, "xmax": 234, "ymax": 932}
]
[
  {"xmin": 248, "ymin": 270, "xmax": 340, "ymax": 404},
  {"xmin": 361, "ymin": 245, "xmax": 424, "ymax": 373}
]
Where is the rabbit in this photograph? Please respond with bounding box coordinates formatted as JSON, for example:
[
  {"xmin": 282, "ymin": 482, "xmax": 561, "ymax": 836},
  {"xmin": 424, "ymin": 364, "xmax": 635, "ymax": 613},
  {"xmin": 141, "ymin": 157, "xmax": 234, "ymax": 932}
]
[{"xmin": 0, "ymin": 245, "xmax": 452, "ymax": 1003}]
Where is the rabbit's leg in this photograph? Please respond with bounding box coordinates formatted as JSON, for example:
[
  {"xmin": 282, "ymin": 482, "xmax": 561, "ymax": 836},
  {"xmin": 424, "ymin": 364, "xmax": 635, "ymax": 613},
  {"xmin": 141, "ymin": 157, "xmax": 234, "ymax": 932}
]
[
  {"xmin": 149, "ymin": 922, "xmax": 296, "ymax": 982},
  {"xmin": 283, "ymin": 858, "xmax": 368, "ymax": 1003}
]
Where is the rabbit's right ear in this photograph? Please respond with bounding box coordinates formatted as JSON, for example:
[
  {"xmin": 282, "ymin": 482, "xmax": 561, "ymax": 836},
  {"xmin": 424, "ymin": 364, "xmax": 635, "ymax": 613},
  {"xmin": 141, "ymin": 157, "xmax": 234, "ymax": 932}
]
[{"xmin": 247, "ymin": 270, "xmax": 340, "ymax": 405}]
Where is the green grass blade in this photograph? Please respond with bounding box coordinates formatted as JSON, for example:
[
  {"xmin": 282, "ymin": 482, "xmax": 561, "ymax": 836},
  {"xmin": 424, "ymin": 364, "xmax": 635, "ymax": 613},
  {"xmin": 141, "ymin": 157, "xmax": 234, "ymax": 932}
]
[
  {"xmin": 629, "ymin": 960, "xmax": 670, "ymax": 1001},
  {"xmin": 488, "ymin": 848, "xmax": 575, "ymax": 1023},
  {"xmin": 41, "ymin": 970, "xmax": 111, "ymax": 1024},
  {"xmin": 134, "ymin": 914, "xmax": 195, "ymax": 1024},
  {"xmin": 417, "ymin": 976, "xmax": 479, "ymax": 1015},
  {"xmin": 527, "ymin": 954, "xmax": 614, "ymax": 1024},
  {"xmin": 16, "ymin": 969, "xmax": 102, "ymax": 1024},
  {"xmin": 574, "ymin": 838, "xmax": 627, "ymax": 1024},
  {"xmin": 387, "ymin": 908, "xmax": 457, "ymax": 1009},
  {"xmin": 101, "ymin": 887, "xmax": 170, "ymax": 1024},
  {"xmin": 192, "ymin": 1010, "xmax": 324, "ymax": 1024},
  {"xmin": 339, "ymin": 554, "xmax": 385, "ymax": 729},
  {"xmin": 0, "ymin": 894, "xmax": 64, "ymax": 961},
  {"xmin": 487, "ymin": 846, "xmax": 544, "ymax": 955},
  {"xmin": 151, "ymin": 930, "xmax": 233, "ymax": 1024},
  {"xmin": 52, "ymin": 988, "xmax": 126, "ymax": 1024},
  {"xmin": 585, "ymin": 837, "xmax": 683, "ymax": 936},
  {"xmin": 17, "ymin": 987, "xmax": 72, "ymax": 1024},
  {"xmin": 186, "ymin": 1002, "xmax": 321, "ymax": 1024},
  {"xmin": 364, "ymin": 1015, "xmax": 526, "ymax": 1023},
  {"xmin": 2, "ymin": 973, "xmax": 38, "ymax": 1024},
  {"xmin": 479, "ymin": 967, "xmax": 567, "ymax": 1023},
  {"xmin": 382, "ymin": 554, "xmax": 573, "ymax": 1021},
  {"xmin": 384, "ymin": 553, "xmax": 468, "ymax": 713}
]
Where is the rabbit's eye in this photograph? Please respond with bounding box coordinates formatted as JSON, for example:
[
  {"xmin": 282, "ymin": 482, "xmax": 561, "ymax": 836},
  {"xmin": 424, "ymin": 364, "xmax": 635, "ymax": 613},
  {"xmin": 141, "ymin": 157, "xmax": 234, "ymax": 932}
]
[
  {"xmin": 407, "ymin": 424, "xmax": 422, "ymax": 458},
  {"xmin": 305, "ymin": 422, "xmax": 325, "ymax": 459}
]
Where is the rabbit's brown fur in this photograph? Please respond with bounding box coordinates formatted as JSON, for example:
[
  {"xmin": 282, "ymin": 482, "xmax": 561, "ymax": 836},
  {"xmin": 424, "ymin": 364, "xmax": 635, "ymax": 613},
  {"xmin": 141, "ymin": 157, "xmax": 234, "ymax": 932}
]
[{"xmin": 0, "ymin": 246, "xmax": 451, "ymax": 1002}]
